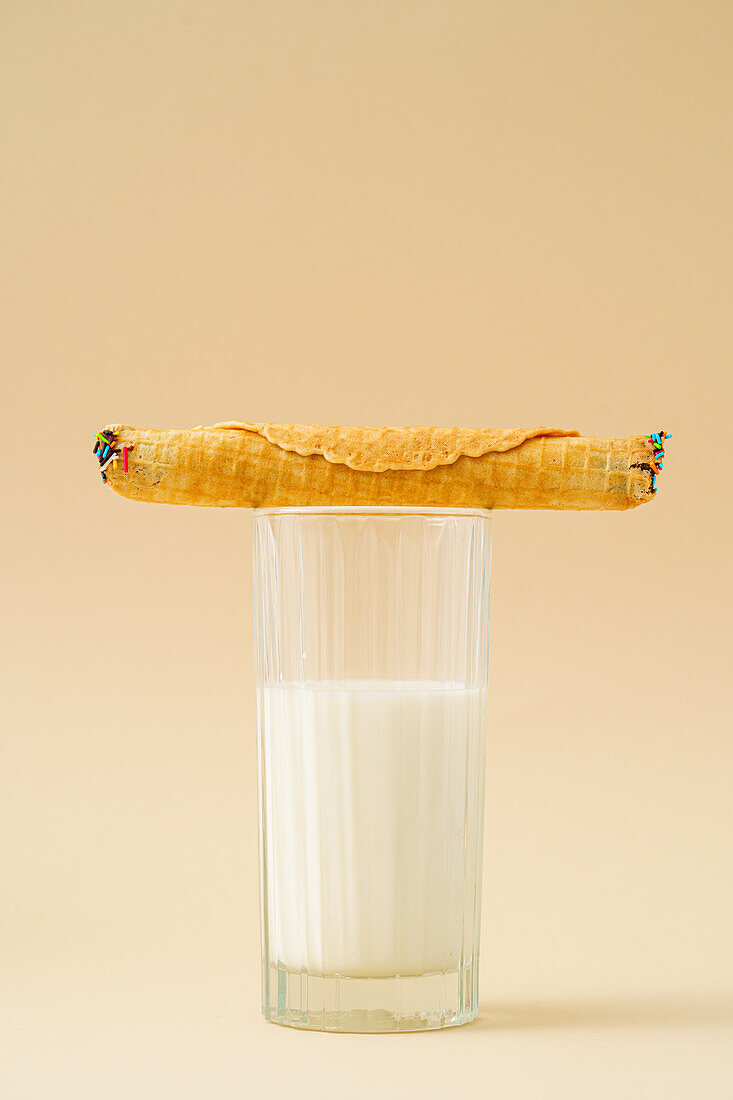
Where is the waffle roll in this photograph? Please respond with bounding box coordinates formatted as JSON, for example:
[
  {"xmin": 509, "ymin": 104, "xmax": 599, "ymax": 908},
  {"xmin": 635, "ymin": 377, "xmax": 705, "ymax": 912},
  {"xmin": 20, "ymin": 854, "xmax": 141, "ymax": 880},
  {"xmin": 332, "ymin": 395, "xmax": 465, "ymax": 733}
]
[{"xmin": 94, "ymin": 422, "xmax": 668, "ymax": 511}]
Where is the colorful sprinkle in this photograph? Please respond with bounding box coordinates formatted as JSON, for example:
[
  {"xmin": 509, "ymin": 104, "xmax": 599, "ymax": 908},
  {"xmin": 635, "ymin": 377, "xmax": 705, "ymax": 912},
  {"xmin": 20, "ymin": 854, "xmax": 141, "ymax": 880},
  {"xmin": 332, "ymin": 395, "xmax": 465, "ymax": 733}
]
[
  {"xmin": 93, "ymin": 430, "xmax": 134, "ymax": 485},
  {"xmin": 99, "ymin": 451, "xmax": 118, "ymax": 473},
  {"xmin": 645, "ymin": 430, "xmax": 670, "ymax": 497}
]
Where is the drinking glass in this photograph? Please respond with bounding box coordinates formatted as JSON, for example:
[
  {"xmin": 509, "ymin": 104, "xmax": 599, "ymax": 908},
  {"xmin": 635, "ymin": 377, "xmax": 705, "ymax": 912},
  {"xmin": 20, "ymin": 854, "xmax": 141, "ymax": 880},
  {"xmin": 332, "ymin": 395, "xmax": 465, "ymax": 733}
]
[{"xmin": 252, "ymin": 506, "xmax": 491, "ymax": 1031}]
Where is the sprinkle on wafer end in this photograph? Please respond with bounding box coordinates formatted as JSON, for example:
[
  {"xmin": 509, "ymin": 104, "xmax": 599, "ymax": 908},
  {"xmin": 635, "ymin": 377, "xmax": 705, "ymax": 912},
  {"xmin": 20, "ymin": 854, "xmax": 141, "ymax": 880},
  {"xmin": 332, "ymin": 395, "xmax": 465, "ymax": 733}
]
[
  {"xmin": 92, "ymin": 428, "xmax": 134, "ymax": 484},
  {"xmin": 647, "ymin": 430, "xmax": 671, "ymax": 493}
]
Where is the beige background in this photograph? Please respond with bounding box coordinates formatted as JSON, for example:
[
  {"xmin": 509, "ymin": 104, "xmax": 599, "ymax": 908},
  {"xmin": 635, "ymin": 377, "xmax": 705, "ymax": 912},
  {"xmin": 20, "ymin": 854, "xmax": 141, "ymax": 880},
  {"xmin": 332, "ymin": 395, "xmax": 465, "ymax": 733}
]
[{"xmin": 2, "ymin": 1, "xmax": 732, "ymax": 1096}]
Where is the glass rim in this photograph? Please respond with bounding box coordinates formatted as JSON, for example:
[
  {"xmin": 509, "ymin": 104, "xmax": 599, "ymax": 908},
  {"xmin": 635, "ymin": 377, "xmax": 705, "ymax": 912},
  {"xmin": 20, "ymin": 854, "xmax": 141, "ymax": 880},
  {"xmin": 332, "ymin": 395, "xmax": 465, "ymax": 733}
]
[{"xmin": 253, "ymin": 505, "xmax": 492, "ymax": 520}]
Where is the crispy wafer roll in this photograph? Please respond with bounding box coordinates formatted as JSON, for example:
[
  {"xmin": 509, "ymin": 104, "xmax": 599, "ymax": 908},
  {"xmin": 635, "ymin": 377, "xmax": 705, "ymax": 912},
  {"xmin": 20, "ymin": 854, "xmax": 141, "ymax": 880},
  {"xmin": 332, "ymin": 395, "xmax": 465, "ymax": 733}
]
[{"xmin": 93, "ymin": 422, "xmax": 668, "ymax": 510}]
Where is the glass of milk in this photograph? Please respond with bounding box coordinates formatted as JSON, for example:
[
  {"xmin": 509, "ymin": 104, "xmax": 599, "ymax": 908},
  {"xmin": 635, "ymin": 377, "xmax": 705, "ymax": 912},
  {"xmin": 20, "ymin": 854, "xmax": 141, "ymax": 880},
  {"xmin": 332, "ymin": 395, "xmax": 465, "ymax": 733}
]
[{"xmin": 252, "ymin": 506, "xmax": 491, "ymax": 1031}]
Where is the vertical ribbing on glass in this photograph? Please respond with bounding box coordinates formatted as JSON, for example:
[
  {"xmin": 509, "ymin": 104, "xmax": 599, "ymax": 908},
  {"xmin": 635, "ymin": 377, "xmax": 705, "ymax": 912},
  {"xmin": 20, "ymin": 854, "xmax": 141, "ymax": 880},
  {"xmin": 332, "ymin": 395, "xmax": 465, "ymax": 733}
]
[{"xmin": 253, "ymin": 507, "xmax": 491, "ymax": 1032}]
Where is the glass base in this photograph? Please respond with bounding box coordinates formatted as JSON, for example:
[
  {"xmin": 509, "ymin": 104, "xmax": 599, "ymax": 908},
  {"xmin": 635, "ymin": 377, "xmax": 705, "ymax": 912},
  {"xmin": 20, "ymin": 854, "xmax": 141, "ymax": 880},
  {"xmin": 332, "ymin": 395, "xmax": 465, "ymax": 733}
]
[{"xmin": 262, "ymin": 962, "xmax": 478, "ymax": 1032}]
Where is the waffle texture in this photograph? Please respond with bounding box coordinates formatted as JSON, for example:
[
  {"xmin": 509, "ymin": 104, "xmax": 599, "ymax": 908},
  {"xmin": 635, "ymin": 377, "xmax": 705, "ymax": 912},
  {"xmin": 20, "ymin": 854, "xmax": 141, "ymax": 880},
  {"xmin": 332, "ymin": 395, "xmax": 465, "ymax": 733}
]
[{"xmin": 98, "ymin": 423, "xmax": 659, "ymax": 510}]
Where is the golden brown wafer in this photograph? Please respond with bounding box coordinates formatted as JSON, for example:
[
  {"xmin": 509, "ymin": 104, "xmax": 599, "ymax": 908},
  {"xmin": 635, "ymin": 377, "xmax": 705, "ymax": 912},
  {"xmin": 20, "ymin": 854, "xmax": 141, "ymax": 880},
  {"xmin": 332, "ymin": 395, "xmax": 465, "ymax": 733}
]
[{"xmin": 94, "ymin": 423, "xmax": 667, "ymax": 510}]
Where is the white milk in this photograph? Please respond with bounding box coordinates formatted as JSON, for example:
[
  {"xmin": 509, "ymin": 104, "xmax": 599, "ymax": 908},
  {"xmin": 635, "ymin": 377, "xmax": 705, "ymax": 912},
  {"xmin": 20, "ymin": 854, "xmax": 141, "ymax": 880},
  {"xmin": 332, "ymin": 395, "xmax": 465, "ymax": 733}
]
[{"xmin": 259, "ymin": 681, "xmax": 484, "ymax": 978}]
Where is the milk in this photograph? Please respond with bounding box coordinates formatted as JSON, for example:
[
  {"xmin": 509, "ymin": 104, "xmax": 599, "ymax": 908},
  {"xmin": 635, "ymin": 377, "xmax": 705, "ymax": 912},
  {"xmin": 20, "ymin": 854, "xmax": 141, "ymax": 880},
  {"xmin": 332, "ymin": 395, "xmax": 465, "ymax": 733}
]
[{"xmin": 259, "ymin": 681, "xmax": 485, "ymax": 979}]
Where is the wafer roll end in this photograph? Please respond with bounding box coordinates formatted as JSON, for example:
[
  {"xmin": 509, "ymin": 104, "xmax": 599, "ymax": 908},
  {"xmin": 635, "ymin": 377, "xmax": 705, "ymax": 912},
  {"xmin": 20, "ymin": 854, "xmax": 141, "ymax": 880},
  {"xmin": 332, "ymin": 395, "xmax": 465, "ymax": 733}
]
[{"xmin": 628, "ymin": 430, "xmax": 671, "ymax": 506}]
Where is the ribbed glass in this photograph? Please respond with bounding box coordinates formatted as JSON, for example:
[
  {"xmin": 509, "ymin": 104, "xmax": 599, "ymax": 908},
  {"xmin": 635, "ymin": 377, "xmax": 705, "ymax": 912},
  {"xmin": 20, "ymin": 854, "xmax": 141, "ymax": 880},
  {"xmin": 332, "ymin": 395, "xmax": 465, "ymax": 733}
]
[{"xmin": 252, "ymin": 506, "xmax": 491, "ymax": 1032}]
